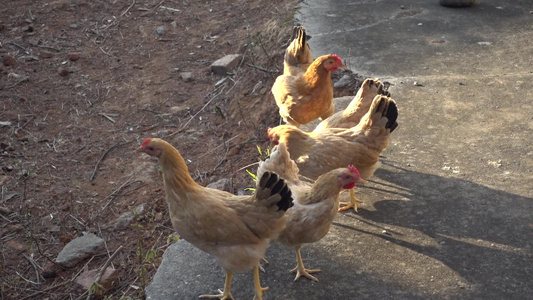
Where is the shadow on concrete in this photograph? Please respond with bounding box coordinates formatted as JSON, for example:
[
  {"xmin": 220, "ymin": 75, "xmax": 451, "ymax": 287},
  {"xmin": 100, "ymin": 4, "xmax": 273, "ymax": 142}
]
[{"xmin": 333, "ymin": 160, "xmax": 532, "ymax": 299}]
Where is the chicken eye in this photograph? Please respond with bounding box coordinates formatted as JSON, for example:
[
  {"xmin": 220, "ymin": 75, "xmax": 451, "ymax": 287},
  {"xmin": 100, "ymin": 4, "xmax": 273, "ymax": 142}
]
[{"xmin": 148, "ymin": 147, "xmax": 154, "ymax": 151}]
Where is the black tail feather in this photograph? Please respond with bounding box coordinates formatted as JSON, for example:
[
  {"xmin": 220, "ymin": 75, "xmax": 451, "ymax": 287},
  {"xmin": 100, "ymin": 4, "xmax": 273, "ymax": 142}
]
[
  {"xmin": 258, "ymin": 172, "xmax": 294, "ymax": 212},
  {"xmin": 386, "ymin": 101, "xmax": 399, "ymax": 133}
]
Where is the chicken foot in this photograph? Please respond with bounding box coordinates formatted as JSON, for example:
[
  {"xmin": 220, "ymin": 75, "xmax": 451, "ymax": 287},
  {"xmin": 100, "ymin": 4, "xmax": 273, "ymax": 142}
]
[
  {"xmin": 338, "ymin": 188, "xmax": 362, "ymax": 212},
  {"xmin": 259, "ymin": 257, "xmax": 269, "ymax": 273},
  {"xmin": 290, "ymin": 246, "xmax": 320, "ymax": 282},
  {"xmin": 199, "ymin": 271, "xmax": 234, "ymax": 300},
  {"xmin": 253, "ymin": 265, "xmax": 269, "ymax": 300}
]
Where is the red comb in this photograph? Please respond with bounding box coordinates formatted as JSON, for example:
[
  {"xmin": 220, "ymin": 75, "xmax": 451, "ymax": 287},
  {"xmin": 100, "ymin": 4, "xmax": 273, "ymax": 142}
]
[
  {"xmin": 332, "ymin": 54, "xmax": 341, "ymax": 62},
  {"xmin": 141, "ymin": 138, "xmax": 152, "ymax": 147},
  {"xmin": 348, "ymin": 165, "xmax": 360, "ymax": 177},
  {"xmin": 267, "ymin": 128, "xmax": 272, "ymax": 135}
]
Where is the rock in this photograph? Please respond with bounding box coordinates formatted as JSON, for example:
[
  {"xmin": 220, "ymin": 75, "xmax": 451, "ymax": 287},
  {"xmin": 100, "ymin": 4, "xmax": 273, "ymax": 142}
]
[
  {"xmin": 55, "ymin": 232, "xmax": 105, "ymax": 267},
  {"xmin": 334, "ymin": 74, "xmax": 352, "ymax": 88},
  {"xmin": 154, "ymin": 212, "xmax": 163, "ymax": 222},
  {"xmin": 112, "ymin": 203, "xmax": 146, "ymax": 229},
  {"xmin": 206, "ymin": 178, "xmax": 230, "ymax": 192},
  {"xmin": 41, "ymin": 262, "xmax": 60, "ymax": 278},
  {"xmin": 68, "ymin": 53, "xmax": 80, "ymax": 61},
  {"xmin": 439, "ymin": 0, "xmax": 475, "ymax": 7},
  {"xmin": 180, "ymin": 72, "xmax": 193, "ymax": 82},
  {"xmin": 69, "ymin": 23, "xmax": 79, "ymax": 29},
  {"xmin": 0, "ymin": 206, "xmax": 11, "ymax": 215},
  {"xmin": 170, "ymin": 105, "xmax": 189, "ymax": 114},
  {"xmin": 75, "ymin": 267, "xmax": 119, "ymax": 292},
  {"xmin": 145, "ymin": 240, "xmax": 218, "ymax": 300},
  {"xmin": 210, "ymin": 54, "xmax": 242, "ymax": 75},
  {"xmin": 156, "ymin": 26, "xmax": 165, "ymax": 36},
  {"xmin": 7, "ymin": 240, "xmax": 26, "ymax": 251},
  {"xmin": 0, "ymin": 121, "xmax": 12, "ymax": 126},
  {"xmin": 41, "ymin": 51, "xmax": 54, "ymax": 58},
  {"xmin": 58, "ymin": 68, "xmax": 69, "ymax": 77},
  {"xmin": 3, "ymin": 55, "xmax": 15, "ymax": 66}
]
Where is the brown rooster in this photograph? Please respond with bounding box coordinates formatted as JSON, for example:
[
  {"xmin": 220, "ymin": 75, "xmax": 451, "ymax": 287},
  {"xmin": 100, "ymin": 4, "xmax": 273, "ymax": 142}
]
[
  {"xmin": 272, "ymin": 53, "xmax": 346, "ymax": 128},
  {"xmin": 283, "ymin": 25, "xmax": 314, "ymax": 76},
  {"xmin": 313, "ymin": 78, "xmax": 392, "ymax": 131},
  {"xmin": 268, "ymin": 94, "xmax": 398, "ymax": 212},
  {"xmin": 258, "ymin": 142, "xmax": 363, "ymax": 281},
  {"xmin": 137, "ymin": 138, "xmax": 294, "ymax": 300}
]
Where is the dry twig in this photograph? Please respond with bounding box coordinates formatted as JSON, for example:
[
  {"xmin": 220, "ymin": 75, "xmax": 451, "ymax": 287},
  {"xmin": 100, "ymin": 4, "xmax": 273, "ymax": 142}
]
[
  {"xmin": 121, "ymin": 0, "xmax": 136, "ymax": 17},
  {"xmin": 102, "ymin": 177, "xmax": 143, "ymax": 210},
  {"xmin": 90, "ymin": 141, "xmax": 132, "ymax": 181},
  {"xmin": 246, "ymin": 63, "xmax": 278, "ymax": 73},
  {"xmin": 165, "ymin": 86, "xmax": 226, "ymax": 138}
]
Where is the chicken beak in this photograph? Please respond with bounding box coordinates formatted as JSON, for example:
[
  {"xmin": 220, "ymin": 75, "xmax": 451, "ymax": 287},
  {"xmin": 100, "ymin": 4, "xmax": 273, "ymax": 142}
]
[
  {"xmin": 356, "ymin": 178, "xmax": 366, "ymax": 184},
  {"xmin": 135, "ymin": 147, "xmax": 144, "ymax": 154},
  {"xmin": 340, "ymin": 64, "xmax": 347, "ymax": 70}
]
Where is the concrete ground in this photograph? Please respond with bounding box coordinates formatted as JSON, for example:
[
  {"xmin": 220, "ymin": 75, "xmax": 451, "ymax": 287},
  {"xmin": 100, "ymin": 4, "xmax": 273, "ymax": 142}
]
[{"xmin": 146, "ymin": 1, "xmax": 532, "ymax": 299}]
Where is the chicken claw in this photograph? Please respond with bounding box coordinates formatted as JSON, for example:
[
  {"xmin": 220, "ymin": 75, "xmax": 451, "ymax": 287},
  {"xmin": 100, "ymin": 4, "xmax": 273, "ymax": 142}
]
[
  {"xmin": 253, "ymin": 266, "xmax": 268, "ymax": 300},
  {"xmin": 338, "ymin": 189, "xmax": 362, "ymax": 212},
  {"xmin": 259, "ymin": 257, "xmax": 269, "ymax": 273},
  {"xmin": 291, "ymin": 247, "xmax": 321, "ymax": 282},
  {"xmin": 199, "ymin": 271, "xmax": 234, "ymax": 300}
]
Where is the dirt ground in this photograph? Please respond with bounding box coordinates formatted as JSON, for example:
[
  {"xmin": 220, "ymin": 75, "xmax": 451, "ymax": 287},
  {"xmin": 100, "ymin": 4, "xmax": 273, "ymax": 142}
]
[{"xmin": 0, "ymin": 0, "xmax": 360, "ymax": 299}]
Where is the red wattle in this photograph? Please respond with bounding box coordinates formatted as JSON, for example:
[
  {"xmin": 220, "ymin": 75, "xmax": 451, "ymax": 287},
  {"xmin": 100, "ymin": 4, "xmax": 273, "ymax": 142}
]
[{"xmin": 343, "ymin": 183, "xmax": 355, "ymax": 189}]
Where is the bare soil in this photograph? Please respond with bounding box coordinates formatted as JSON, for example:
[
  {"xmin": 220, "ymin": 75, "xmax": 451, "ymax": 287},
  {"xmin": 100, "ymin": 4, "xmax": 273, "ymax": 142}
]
[{"xmin": 0, "ymin": 1, "xmax": 359, "ymax": 299}]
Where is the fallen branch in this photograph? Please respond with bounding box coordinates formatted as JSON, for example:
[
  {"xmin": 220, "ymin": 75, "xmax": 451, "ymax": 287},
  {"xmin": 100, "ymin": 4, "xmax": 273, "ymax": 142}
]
[
  {"xmin": 9, "ymin": 41, "xmax": 29, "ymax": 54},
  {"xmin": 245, "ymin": 63, "xmax": 278, "ymax": 73},
  {"xmin": 121, "ymin": 0, "xmax": 136, "ymax": 17},
  {"xmin": 90, "ymin": 141, "xmax": 132, "ymax": 181},
  {"xmin": 19, "ymin": 280, "xmax": 71, "ymax": 300},
  {"xmin": 98, "ymin": 113, "xmax": 116, "ymax": 124},
  {"xmin": 23, "ymin": 254, "xmax": 42, "ymax": 285},
  {"xmin": 165, "ymin": 86, "xmax": 226, "ymax": 138},
  {"xmin": 102, "ymin": 177, "xmax": 143, "ymax": 210}
]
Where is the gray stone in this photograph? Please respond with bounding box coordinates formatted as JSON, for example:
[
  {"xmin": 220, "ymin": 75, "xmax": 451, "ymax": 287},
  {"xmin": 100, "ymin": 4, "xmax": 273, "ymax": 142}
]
[
  {"xmin": 170, "ymin": 105, "xmax": 189, "ymax": 114},
  {"xmin": 180, "ymin": 72, "xmax": 193, "ymax": 82},
  {"xmin": 75, "ymin": 267, "xmax": 119, "ymax": 291},
  {"xmin": 145, "ymin": 239, "xmax": 261, "ymax": 300},
  {"xmin": 112, "ymin": 203, "xmax": 146, "ymax": 229},
  {"xmin": 333, "ymin": 74, "xmax": 352, "ymax": 88},
  {"xmin": 210, "ymin": 54, "xmax": 242, "ymax": 75},
  {"xmin": 55, "ymin": 233, "xmax": 104, "ymax": 267},
  {"xmin": 206, "ymin": 178, "xmax": 230, "ymax": 192},
  {"xmin": 156, "ymin": 26, "xmax": 165, "ymax": 36}
]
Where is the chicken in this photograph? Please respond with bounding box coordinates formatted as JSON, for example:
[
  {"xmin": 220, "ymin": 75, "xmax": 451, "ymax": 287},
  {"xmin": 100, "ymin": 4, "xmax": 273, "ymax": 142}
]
[
  {"xmin": 283, "ymin": 25, "xmax": 314, "ymax": 76},
  {"xmin": 267, "ymin": 94, "xmax": 398, "ymax": 212},
  {"xmin": 137, "ymin": 138, "xmax": 294, "ymax": 300},
  {"xmin": 272, "ymin": 53, "xmax": 346, "ymax": 128},
  {"xmin": 258, "ymin": 142, "xmax": 363, "ymax": 282},
  {"xmin": 313, "ymin": 78, "xmax": 392, "ymax": 132}
]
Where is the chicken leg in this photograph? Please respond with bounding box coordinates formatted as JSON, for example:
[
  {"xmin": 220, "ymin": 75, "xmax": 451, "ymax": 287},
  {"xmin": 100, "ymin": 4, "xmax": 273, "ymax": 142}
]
[
  {"xmin": 199, "ymin": 271, "xmax": 233, "ymax": 300},
  {"xmin": 291, "ymin": 246, "xmax": 320, "ymax": 282},
  {"xmin": 253, "ymin": 265, "xmax": 269, "ymax": 300},
  {"xmin": 338, "ymin": 188, "xmax": 362, "ymax": 212}
]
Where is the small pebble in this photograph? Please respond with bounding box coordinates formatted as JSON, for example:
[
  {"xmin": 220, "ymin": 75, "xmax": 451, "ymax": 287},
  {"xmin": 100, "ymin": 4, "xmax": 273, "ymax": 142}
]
[
  {"xmin": 68, "ymin": 53, "xmax": 80, "ymax": 61},
  {"xmin": 58, "ymin": 68, "xmax": 69, "ymax": 77},
  {"xmin": 3, "ymin": 55, "xmax": 15, "ymax": 66},
  {"xmin": 69, "ymin": 23, "xmax": 79, "ymax": 29},
  {"xmin": 41, "ymin": 51, "xmax": 54, "ymax": 58},
  {"xmin": 156, "ymin": 26, "xmax": 165, "ymax": 36}
]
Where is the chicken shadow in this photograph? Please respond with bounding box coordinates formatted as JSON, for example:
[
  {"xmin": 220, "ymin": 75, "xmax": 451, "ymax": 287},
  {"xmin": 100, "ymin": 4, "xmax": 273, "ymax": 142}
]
[{"xmin": 332, "ymin": 161, "xmax": 533, "ymax": 299}]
